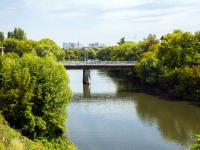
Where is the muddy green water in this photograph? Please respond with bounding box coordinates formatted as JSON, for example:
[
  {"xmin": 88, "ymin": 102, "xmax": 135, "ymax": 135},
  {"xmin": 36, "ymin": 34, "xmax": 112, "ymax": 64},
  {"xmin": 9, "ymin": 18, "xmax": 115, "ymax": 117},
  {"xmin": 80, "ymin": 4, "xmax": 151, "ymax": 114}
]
[{"xmin": 66, "ymin": 70, "xmax": 200, "ymax": 150}]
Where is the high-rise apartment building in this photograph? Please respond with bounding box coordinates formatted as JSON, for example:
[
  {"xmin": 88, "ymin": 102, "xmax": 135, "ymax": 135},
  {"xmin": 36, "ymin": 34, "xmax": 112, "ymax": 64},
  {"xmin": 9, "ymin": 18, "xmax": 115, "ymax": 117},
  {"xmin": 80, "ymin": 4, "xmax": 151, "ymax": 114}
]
[
  {"xmin": 63, "ymin": 42, "xmax": 83, "ymax": 49},
  {"xmin": 63, "ymin": 42, "xmax": 105, "ymax": 49}
]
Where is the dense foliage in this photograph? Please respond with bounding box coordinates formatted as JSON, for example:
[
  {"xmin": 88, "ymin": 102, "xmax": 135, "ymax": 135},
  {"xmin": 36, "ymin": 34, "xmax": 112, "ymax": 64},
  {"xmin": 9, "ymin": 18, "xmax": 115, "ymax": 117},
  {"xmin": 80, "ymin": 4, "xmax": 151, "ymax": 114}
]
[
  {"xmin": 64, "ymin": 47, "xmax": 98, "ymax": 61},
  {"xmin": 0, "ymin": 32, "xmax": 4, "ymax": 41},
  {"xmin": 135, "ymin": 30, "xmax": 200, "ymax": 101},
  {"xmin": 0, "ymin": 28, "xmax": 65, "ymax": 61},
  {"xmin": 0, "ymin": 27, "xmax": 76, "ymax": 149},
  {"xmin": 7, "ymin": 27, "xmax": 27, "ymax": 40},
  {"xmin": 0, "ymin": 54, "xmax": 72, "ymax": 139},
  {"xmin": 0, "ymin": 54, "xmax": 75, "ymax": 149}
]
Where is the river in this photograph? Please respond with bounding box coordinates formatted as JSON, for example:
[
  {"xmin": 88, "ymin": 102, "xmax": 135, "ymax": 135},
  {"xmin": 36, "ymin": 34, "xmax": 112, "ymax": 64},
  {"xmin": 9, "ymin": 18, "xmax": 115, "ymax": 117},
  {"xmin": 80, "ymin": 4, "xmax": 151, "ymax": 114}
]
[{"xmin": 66, "ymin": 70, "xmax": 200, "ymax": 150}]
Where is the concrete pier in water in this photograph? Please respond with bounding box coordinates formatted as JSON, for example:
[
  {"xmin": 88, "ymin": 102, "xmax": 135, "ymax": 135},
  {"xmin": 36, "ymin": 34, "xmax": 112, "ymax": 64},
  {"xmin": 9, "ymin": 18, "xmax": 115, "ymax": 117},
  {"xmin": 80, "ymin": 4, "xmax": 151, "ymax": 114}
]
[{"xmin": 83, "ymin": 69, "xmax": 91, "ymax": 84}]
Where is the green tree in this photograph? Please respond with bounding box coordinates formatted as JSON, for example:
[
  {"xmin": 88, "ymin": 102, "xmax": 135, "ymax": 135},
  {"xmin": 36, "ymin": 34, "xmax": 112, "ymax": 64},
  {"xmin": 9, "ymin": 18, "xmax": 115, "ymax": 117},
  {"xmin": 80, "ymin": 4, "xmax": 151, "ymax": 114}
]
[
  {"xmin": 135, "ymin": 51, "xmax": 162, "ymax": 85},
  {"xmin": 117, "ymin": 37, "xmax": 126, "ymax": 45},
  {"xmin": 157, "ymin": 30, "xmax": 197, "ymax": 69},
  {"xmin": 111, "ymin": 42, "xmax": 143, "ymax": 61},
  {"xmin": 143, "ymin": 34, "xmax": 159, "ymax": 52},
  {"xmin": 7, "ymin": 31, "xmax": 14, "ymax": 38},
  {"xmin": 65, "ymin": 49, "xmax": 75, "ymax": 61},
  {"xmin": 36, "ymin": 39, "xmax": 66, "ymax": 61},
  {"xmin": 35, "ymin": 45, "xmax": 54, "ymax": 58},
  {"xmin": 0, "ymin": 54, "xmax": 72, "ymax": 139},
  {"xmin": 97, "ymin": 46, "xmax": 112, "ymax": 60},
  {"xmin": 87, "ymin": 48, "xmax": 97, "ymax": 60},
  {"xmin": 7, "ymin": 27, "xmax": 27, "ymax": 40},
  {"xmin": 2, "ymin": 38, "xmax": 35, "ymax": 56},
  {"xmin": 0, "ymin": 32, "xmax": 4, "ymax": 41}
]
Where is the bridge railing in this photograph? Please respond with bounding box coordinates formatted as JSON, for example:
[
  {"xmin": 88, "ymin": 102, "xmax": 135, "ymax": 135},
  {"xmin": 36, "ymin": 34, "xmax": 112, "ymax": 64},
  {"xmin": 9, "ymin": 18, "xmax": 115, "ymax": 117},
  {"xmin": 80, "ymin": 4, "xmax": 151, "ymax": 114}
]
[{"xmin": 63, "ymin": 61, "xmax": 136, "ymax": 65}]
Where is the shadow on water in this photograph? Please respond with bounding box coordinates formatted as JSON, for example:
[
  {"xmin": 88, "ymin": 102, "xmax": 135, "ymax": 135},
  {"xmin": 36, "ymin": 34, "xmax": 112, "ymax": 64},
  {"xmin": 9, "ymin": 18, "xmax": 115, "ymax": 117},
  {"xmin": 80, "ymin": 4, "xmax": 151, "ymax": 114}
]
[{"xmin": 101, "ymin": 70, "xmax": 200, "ymax": 147}]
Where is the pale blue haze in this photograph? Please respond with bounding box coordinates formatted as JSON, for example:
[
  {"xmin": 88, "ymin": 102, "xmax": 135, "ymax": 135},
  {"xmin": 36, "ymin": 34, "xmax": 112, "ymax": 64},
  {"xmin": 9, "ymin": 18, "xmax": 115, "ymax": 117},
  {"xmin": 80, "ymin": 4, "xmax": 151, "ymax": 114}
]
[{"xmin": 0, "ymin": 0, "xmax": 200, "ymax": 46}]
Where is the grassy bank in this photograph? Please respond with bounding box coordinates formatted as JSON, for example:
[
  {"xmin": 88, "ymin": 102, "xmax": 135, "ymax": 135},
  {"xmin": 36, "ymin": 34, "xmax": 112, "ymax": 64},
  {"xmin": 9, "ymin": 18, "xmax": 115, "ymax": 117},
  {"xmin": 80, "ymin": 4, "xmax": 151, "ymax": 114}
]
[
  {"xmin": 0, "ymin": 112, "xmax": 45, "ymax": 150},
  {"xmin": 0, "ymin": 113, "xmax": 77, "ymax": 150}
]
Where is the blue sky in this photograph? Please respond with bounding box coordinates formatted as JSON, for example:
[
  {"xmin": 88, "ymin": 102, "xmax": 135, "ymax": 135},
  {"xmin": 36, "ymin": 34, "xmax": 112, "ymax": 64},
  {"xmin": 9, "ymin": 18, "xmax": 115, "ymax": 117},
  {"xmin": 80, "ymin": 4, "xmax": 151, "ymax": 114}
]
[{"xmin": 1, "ymin": 0, "xmax": 200, "ymax": 47}]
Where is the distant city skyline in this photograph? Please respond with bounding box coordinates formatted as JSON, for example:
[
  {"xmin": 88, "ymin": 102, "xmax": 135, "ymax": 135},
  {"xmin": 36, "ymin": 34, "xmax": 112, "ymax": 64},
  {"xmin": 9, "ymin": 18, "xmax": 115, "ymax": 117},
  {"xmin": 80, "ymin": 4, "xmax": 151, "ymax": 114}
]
[
  {"xmin": 1, "ymin": 0, "xmax": 200, "ymax": 47},
  {"xmin": 63, "ymin": 42, "xmax": 105, "ymax": 49}
]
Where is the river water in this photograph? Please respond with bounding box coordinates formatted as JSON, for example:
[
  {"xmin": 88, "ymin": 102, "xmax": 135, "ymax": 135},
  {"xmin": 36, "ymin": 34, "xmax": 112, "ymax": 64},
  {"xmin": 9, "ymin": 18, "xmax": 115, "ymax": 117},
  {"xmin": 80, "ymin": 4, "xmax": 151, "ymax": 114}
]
[{"xmin": 66, "ymin": 70, "xmax": 200, "ymax": 150}]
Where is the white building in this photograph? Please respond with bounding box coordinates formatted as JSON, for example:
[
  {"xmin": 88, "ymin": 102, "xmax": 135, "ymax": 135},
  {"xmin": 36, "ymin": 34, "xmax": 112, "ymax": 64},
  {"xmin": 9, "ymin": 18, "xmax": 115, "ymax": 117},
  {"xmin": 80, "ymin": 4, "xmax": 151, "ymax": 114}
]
[
  {"xmin": 63, "ymin": 42, "xmax": 84, "ymax": 49},
  {"xmin": 88, "ymin": 43, "xmax": 105, "ymax": 48}
]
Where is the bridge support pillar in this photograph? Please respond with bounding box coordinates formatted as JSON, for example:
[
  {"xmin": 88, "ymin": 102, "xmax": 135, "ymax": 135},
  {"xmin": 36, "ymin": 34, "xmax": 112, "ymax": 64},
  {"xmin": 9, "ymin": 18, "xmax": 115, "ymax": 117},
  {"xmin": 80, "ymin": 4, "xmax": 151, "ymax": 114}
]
[
  {"xmin": 83, "ymin": 69, "xmax": 91, "ymax": 84},
  {"xmin": 83, "ymin": 84, "xmax": 91, "ymax": 98}
]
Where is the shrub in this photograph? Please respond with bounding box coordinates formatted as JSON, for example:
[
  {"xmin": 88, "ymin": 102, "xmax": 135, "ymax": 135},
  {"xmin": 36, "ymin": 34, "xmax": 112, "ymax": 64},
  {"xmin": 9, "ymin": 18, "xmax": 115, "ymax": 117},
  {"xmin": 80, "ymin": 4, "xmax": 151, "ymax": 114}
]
[{"xmin": 0, "ymin": 54, "xmax": 72, "ymax": 139}]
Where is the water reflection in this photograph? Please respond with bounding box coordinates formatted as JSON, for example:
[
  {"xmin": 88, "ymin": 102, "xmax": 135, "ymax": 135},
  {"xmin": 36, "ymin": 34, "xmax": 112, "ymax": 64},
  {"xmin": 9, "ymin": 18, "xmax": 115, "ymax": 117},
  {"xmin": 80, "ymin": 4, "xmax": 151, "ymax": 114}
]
[
  {"xmin": 83, "ymin": 84, "xmax": 91, "ymax": 98},
  {"xmin": 106, "ymin": 71, "xmax": 199, "ymax": 146},
  {"xmin": 67, "ymin": 70, "xmax": 198, "ymax": 150},
  {"xmin": 133, "ymin": 93, "xmax": 199, "ymax": 146}
]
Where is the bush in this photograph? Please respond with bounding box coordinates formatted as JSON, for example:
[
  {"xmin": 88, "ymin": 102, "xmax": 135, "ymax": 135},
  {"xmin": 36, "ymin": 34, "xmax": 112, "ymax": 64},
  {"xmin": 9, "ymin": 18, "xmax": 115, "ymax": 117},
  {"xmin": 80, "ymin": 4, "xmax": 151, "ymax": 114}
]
[
  {"xmin": 190, "ymin": 135, "xmax": 200, "ymax": 150},
  {"xmin": 0, "ymin": 54, "xmax": 72, "ymax": 139},
  {"xmin": 135, "ymin": 52, "xmax": 162, "ymax": 85}
]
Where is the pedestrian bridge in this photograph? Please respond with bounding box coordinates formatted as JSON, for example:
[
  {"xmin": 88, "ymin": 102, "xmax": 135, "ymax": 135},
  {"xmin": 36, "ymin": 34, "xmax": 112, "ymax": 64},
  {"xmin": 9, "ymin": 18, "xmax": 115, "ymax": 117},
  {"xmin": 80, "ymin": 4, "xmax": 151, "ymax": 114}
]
[{"xmin": 63, "ymin": 61, "xmax": 136, "ymax": 84}]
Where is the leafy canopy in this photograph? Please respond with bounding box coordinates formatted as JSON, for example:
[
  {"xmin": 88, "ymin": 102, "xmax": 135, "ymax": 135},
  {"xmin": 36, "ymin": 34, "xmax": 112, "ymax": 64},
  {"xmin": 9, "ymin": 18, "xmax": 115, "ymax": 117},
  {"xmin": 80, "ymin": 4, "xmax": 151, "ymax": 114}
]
[{"xmin": 0, "ymin": 54, "xmax": 72, "ymax": 139}]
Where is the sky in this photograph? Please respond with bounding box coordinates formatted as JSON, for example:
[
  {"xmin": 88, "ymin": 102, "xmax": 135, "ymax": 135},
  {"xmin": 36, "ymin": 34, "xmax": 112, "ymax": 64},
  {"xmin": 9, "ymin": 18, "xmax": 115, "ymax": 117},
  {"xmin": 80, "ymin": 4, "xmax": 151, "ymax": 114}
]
[{"xmin": 0, "ymin": 0, "xmax": 200, "ymax": 47}]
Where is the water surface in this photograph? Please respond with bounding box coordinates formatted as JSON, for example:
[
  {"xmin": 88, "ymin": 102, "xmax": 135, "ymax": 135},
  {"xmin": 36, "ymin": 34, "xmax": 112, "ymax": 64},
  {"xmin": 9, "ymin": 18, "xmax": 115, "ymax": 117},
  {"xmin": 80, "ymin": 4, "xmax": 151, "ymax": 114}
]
[{"xmin": 66, "ymin": 70, "xmax": 199, "ymax": 150}]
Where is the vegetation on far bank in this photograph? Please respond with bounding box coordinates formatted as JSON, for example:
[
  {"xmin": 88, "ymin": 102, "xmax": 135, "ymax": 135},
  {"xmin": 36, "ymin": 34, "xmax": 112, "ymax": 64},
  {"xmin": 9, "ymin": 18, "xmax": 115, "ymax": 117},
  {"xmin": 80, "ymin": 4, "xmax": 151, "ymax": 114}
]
[{"xmin": 64, "ymin": 29, "xmax": 200, "ymax": 101}]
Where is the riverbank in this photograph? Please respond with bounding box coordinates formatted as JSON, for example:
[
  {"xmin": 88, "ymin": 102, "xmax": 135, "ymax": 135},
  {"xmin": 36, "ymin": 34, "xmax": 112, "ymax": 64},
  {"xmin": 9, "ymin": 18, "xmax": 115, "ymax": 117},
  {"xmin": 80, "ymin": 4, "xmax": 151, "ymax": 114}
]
[
  {"xmin": 0, "ymin": 112, "xmax": 77, "ymax": 150},
  {"xmin": 0, "ymin": 112, "xmax": 45, "ymax": 149}
]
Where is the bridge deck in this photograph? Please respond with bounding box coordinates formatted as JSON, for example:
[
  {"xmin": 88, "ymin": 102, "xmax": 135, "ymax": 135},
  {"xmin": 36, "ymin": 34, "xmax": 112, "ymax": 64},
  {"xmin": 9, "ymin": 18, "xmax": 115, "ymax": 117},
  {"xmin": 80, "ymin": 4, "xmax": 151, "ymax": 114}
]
[{"xmin": 63, "ymin": 61, "xmax": 135, "ymax": 70}]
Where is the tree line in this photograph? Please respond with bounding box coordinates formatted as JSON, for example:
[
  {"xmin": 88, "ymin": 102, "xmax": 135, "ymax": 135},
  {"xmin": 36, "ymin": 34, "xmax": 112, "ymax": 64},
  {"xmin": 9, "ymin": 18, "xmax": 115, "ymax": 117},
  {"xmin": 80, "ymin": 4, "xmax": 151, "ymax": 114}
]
[
  {"xmin": 65, "ymin": 29, "xmax": 200, "ymax": 102},
  {"xmin": 3, "ymin": 28, "xmax": 199, "ymax": 101},
  {"xmin": 96, "ymin": 30, "xmax": 200, "ymax": 102},
  {"xmin": 0, "ymin": 28, "xmax": 66, "ymax": 61}
]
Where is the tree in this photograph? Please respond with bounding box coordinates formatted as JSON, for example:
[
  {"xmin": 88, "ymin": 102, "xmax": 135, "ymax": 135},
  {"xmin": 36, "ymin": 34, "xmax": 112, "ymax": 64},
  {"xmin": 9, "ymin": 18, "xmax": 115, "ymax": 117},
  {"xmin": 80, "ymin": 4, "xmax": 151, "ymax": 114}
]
[
  {"xmin": 143, "ymin": 34, "xmax": 159, "ymax": 52},
  {"xmin": 117, "ymin": 37, "xmax": 126, "ymax": 45},
  {"xmin": 7, "ymin": 27, "xmax": 27, "ymax": 40},
  {"xmin": 87, "ymin": 48, "xmax": 97, "ymax": 60},
  {"xmin": 36, "ymin": 39, "xmax": 66, "ymax": 61},
  {"xmin": 2, "ymin": 38, "xmax": 35, "ymax": 56},
  {"xmin": 64, "ymin": 49, "xmax": 76, "ymax": 61},
  {"xmin": 7, "ymin": 31, "xmax": 14, "ymax": 38},
  {"xmin": 0, "ymin": 32, "xmax": 4, "ymax": 41},
  {"xmin": 0, "ymin": 54, "xmax": 72, "ymax": 139},
  {"xmin": 35, "ymin": 45, "xmax": 54, "ymax": 58},
  {"xmin": 96, "ymin": 46, "xmax": 112, "ymax": 60},
  {"xmin": 135, "ymin": 51, "xmax": 162, "ymax": 85},
  {"xmin": 157, "ymin": 30, "xmax": 198, "ymax": 69},
  {"xmin": 111, "ymin": 42, "xmax": 143, "ymax": 61}
]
